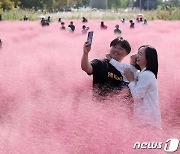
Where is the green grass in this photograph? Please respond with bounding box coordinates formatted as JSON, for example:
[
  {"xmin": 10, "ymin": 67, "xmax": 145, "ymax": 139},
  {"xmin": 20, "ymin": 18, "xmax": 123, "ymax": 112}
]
[
  {"xmin": 1, "ymin": 7, "xmax": 180, "ymax": 21},
  {"xmin": 145, "ymin": 7, "xmax": 180, "ymax": 20}
]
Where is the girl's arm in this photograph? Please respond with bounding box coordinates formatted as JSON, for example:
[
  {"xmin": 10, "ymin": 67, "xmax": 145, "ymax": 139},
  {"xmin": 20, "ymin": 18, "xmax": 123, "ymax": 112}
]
[
  {"xmin": 110, "ymin": 59, "xmax": 138, "ymax": 76},
  {"xmin": 110, "ymin": 59, "xmax": 129, "ymax": 72}
]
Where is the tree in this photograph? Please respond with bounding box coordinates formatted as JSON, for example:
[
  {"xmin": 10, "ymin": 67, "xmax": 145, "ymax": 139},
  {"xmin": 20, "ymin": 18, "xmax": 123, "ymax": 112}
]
[
  {"xmin": 82, "ymin": 0, "xmax": 90, "ymax": 7},
  {"xmin": 108, "ymin": 0, "xmax": 130, "ymax": 9},
  {"xmin": 0, "ymin": 0, "xmax": 14, "ymax": 11},
  {"xmin": 170, "ymin": 0, "xmax": 180, "ymax": 6},
  {"xmin": 12, "ymin": 0, "xmax": 21, "ymax": 8},
  {"xmin": 20, "ymin": 0, "xmax": 47, "ymax": 10}
]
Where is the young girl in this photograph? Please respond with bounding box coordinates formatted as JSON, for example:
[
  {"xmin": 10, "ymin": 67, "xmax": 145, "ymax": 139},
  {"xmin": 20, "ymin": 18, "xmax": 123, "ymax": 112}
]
[
  {"xmin": 126, "ymin": 45, "xmax": 161, "ymax": 128},
  {"xmin": 107, "ymin": 45, "xmax": 161, "ymax": 128}
]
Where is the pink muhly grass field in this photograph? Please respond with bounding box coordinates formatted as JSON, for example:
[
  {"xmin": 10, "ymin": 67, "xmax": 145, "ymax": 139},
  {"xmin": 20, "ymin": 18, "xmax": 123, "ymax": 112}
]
[{"xmin": 0, "ymin": 20, "xmax": 180, "ymax": 154}]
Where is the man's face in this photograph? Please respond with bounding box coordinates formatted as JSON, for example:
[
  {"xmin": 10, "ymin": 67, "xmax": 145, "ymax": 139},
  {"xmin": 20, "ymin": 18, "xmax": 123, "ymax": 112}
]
[{"xmin": 109, "ymin": 44, "xmax": 128, "ymax": 61}]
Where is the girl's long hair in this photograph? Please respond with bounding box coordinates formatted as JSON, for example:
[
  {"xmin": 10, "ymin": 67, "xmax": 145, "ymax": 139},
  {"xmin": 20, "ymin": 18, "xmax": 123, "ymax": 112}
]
[{"xmin": 138, "ymin": 45, "xmax": 158, "ymax": 79}]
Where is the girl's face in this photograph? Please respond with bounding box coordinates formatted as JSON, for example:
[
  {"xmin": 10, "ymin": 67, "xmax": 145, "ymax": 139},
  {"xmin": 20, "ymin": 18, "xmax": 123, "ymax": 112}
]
[
  {"xmin": 136, "ymin": 47, "xmax": 147, "ymax": 68},
  {"xmin": 110, "ymin": 44, "xmax": 128, "ymax": 61}
]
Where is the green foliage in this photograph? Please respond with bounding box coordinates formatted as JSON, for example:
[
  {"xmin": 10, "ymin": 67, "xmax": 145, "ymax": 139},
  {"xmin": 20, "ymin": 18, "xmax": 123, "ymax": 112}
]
[
  {"xmin": 1, "ymin": 8, "xmax": 38, "ymax": 20},
  {"xmin": 0, "ymin": 0, "xmax": 14, "ymax": 11},
  {"xmin": 108, "ymin": 0, "xmax": 130, "ymax": 9},
  {"xmin": 1, "ymin": 7, "xmax": 179, "ymax": 21},
  {"xmin": 0, "ymin": 0, "xmax": 180, "ymax": 20},
  {"xmin": 0, "ymin": 0, "xmax": 89, "ymax": 11},
  {"xmin": 157, "ymin": 0, "xmax": 163, "ymax": 6},
  {"xmin": 0, "ymin": 0, "xmax": 179, "ymax": 12}
]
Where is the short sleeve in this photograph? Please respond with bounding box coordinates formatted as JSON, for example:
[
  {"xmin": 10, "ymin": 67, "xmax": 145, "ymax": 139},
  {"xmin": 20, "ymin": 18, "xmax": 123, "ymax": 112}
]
[{"xmin": 90, "ymin": 59, "xmax": 102, "ymax": 75}]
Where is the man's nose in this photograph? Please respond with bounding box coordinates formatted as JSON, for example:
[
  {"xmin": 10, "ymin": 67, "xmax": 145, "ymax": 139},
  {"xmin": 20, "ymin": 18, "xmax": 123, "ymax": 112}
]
[{"xmin": 114, "ymin": 49, "xmax": 120, "ymax": 53}]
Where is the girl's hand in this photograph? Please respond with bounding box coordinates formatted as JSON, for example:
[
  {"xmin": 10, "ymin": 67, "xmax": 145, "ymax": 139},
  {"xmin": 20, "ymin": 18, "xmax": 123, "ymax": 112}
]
[
  {"xmin": 106, "ymin": 53, "xmax": 112, "ymax": 60},
  {"xmin": 124, "ymin": 68, "xmax": 134, "ymax": 82},
  {"xmin": 130, "ymin": 54, "xmax": 138, "ymax": 66}
]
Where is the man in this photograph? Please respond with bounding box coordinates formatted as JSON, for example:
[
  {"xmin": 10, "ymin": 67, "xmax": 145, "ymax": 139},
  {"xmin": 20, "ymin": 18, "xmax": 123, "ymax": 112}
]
[
  {"xmin": 68, "ymin": 21, "xmax": 75, "ymax": 32},
  {"xmin": 81, "ymin": 37, "xmax": 131, "ymax": 95}
]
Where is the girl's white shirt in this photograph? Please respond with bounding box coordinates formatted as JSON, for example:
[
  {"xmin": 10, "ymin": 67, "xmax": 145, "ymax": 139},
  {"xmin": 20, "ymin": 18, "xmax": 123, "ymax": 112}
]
[
  {"xmin": 109, "ymin": 59, "xmax": 139, "ymax": 83},
  {"xmin": 129, "ymin": 68, "xmax": 161, "ymax": 128},
  {"xmin": 110, "ymin": 59, "xmax": 161, "ymax": 128}
]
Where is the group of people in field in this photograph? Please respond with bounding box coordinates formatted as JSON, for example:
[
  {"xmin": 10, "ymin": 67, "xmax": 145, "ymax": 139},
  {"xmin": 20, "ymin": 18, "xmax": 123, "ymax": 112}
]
[
  {"xmin": 37, "ymin": 16, "xmax": 148, "ymax": 34},
  {"xmin": 81, "ymin": 36, "xmax": 161, "ymax": 129}
]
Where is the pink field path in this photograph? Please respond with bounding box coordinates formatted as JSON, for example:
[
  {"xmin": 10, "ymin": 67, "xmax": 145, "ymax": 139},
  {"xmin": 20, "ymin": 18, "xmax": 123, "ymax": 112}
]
[{"xmin": 0, "ymin": 20, "xmax": 180, "ymax": 154}]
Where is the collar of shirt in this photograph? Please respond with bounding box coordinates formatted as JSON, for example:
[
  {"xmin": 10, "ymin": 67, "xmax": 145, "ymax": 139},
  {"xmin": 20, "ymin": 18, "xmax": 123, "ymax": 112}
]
[{"xmin": 141, "ymin": 67, "xmax": 146, "ymax": 73}]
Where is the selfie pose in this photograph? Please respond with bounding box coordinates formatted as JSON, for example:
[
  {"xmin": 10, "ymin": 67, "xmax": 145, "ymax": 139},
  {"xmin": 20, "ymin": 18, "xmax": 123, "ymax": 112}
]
[{"xmin": 81, "ymin": 36, "xmax": 131, "ymax": 94}]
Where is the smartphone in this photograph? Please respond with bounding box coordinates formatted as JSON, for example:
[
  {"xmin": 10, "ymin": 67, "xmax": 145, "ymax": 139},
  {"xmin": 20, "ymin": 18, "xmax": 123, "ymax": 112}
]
[{"xmin": 87, "ymin": 31, "xmax": 93, "ymax": 46}]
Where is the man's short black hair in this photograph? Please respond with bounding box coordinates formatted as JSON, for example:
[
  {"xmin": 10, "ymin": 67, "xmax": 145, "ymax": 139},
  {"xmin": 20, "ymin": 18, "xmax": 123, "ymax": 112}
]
[{"xmin": 110, "ymin": 37, "xmax": 131, "ymax": 54}]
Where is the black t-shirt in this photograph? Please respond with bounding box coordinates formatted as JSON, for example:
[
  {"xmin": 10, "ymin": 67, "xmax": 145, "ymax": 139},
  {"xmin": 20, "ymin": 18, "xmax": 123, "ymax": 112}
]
[
  {"xmin": 90, "ymin": 59, "xmax": 127, "ymax": 95},
  {"xmin": 68, "ymin": 25, "xmax": 75, "ymax": 31}
]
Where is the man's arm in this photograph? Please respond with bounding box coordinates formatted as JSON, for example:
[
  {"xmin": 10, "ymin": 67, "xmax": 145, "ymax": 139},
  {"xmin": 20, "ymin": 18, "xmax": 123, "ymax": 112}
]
[{"xmin": 81, "ymin": 42, "xmax": 93, "ymax": 74}]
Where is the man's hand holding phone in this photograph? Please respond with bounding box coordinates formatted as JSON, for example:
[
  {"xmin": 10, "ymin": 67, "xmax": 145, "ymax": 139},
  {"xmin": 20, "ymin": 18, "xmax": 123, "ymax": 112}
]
[
  {"xmin": 87, "ymin": 31, "xmax": 93, "ymax": 46},
  {"xmin": 83, "ymin": 41, "xmax": 91, "ymax": 54},
  {"xmin": 83, "ymin": 31, "xmax": 93, "ymax": 54}
]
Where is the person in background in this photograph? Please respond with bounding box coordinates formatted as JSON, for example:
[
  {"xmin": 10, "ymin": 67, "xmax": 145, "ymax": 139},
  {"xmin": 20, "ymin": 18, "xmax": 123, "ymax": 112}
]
[
  {"xmin": 140, "ymin": 17, "xmax": 143, "ymax": 22},
  {"xmin": 121, "ymin": 18, "xmax": 125, "ymax": 24},
  {"xmin": 60, "ymin": 22, "xmax": 66, "ymax": 30},
  {"xmin": 58, "ymin": 18, "xmax": 62, "ymax": 22},
  {"xmin": 143, "ymin": 19, "xmax": 148, "ymax": 25},
  {"xmin": 82, "ymin": 17, "xmax": 88, "ymax": 23},
  {"xmin": 47, "ymin": 16, "xmax": 51, "ymax": 22},
  {"xmin": 100, "ymin": 21, "xmax": 107, "ymax": 29},
  {"xmin": 114, "ymin": 24, "xmax": 122, "ymax": 34},
  {"xmin": 23, "ymin": 15, "xmax": 28, "ymax": 21},
  {"xmin": 130, "ymin": 20, "xmax": 135, "ymax": 28},
  {"xmin": 41, "ymin": 18, "xmax": 49, "ymax": 26},
  {"xmin": 68, "ymin": 21, "xmax": 75, "ymax": 32},
  {"xmin": 81, "ymin": 25, "xmax": 89, "ymax": 34}
]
